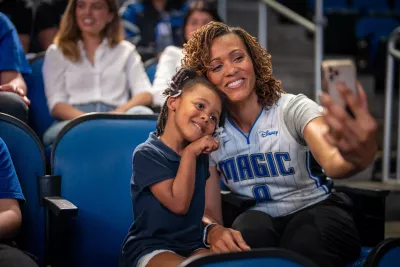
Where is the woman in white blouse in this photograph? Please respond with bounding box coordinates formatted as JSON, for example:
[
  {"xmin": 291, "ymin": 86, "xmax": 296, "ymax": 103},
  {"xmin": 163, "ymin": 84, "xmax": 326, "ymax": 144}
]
[
  {"xmin": 42, "ymin": 0, "xmax": 153, "ymax": 145},
  {"xmin": 151, "ymin": 0, "xmax": 221, "ymax": 107}
]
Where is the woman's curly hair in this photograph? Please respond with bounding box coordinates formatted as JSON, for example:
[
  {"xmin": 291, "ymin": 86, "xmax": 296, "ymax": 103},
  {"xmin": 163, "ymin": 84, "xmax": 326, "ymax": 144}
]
[{"xmin": 181, "ymin": 21, "xmax": 284, "ymax": 107}]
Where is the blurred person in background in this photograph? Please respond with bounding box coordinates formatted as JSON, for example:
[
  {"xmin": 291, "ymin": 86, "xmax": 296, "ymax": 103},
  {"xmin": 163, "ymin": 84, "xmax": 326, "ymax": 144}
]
[
  {"xmin": 42, "ymin": 0, "xmax": 153, "ymax": 145},
  {"xmin": 120, "ymin": 0, "xmax": 187, "ymax": 62},
  {"xmin": 0, "ymin": 0, "xmax": 33, "ymax": 52},
  {"xmin": 34, "ymin": 0, "xmax": 68, "ymax": 51},
  {"xmin": 0, "ymin": 138, "xmax": 39, "ymax": 267},
  {"xmin": 151, "ymin": 0, "xmax": 221, "ymax": 108},
  {"xmin": 0, "ymin": 12, "xmax": 31, "ymax": 123}
]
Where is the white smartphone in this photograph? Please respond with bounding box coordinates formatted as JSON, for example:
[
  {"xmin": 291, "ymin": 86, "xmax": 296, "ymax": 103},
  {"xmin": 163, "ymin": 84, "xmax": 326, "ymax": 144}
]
[{"xmin": 321, "ymin": 59, "xmax": 358, "ymax": 108}]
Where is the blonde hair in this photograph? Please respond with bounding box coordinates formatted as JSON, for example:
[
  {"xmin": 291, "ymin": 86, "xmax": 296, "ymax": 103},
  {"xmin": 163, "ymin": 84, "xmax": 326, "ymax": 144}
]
[
  {"xmin": 54, "ymin": 0, "xmax": 123, "ymax": 62},
  {"xmin": 182, "ymin": 21, "xmax": 284, "ymax": 107}
]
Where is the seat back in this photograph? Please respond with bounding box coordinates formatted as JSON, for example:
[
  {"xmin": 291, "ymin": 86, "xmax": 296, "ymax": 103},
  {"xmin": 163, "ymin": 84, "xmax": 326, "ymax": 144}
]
[
  {"xmin": 144, "ymin": 57, "xmax": 158, "ymax": 83},
  {"xmin": 180, "ymin": 248, "xmax": 318, "ymax": 267},
  {"xmin": 24, "ymin": 53, "xmax": 54, "ymax": 140},
  {"xmin": 0, "ymin": 113, "xmax": 46, "ymax": 266},
  {"xmin": 51, "ymin": 114, "xmax": 157, "ymax": 267},
  {"xmin": 365, "ymin": 238, "xmax": 400, "ymax": 267}
]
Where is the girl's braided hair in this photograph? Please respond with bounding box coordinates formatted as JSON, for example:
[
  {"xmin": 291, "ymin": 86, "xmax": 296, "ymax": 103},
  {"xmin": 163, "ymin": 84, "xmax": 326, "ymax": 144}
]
[
  {"xmin": 181, "ymin": 21, "xmax": 285, "ymax": 108},
  {"xmin": 156, "ymin": 68, "xmax": 224, "ymax": 136}
]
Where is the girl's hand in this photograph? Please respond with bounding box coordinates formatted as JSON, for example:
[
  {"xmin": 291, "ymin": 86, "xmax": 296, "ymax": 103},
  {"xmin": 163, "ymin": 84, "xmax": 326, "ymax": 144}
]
[
  {"xmin": 319, "ymin": 82, "xmax": 377, "ymax": 170},
  {"xmin": 186, "ymin": 135, "xmax": 220, "ymax": 157}
]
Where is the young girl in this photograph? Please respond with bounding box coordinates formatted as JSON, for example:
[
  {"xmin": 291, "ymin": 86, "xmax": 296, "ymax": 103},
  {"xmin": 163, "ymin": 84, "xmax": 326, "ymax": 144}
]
[{"xmin": 120, "ymin": 68, "xmax": 223, "ymax": 267}]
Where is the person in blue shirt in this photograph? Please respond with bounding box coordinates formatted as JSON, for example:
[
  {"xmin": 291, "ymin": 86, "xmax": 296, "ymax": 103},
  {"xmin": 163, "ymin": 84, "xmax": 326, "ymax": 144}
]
[
  {"xmin": 120, "ymin": 0, "xmax": 187, "ymax": 62},
  {"xmin": 0, "ymin": 12, "xmax": 31, "ymax": 123},
  {"xmin": 120, "ymin": 68, "xmax": 224, "ymax": 267},
  {"xmin": 0, "ymin": 138, "xmax": 38, "ymax": 266}
]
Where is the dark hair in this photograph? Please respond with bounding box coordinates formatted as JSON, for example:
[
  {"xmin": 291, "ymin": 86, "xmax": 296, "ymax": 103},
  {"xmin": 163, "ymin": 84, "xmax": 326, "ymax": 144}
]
[
  {"xmin": 143, "ymin": 0, "xmax": 186, "ymax": 11},
  {"xmin": 181, "ymin": 0, "xmax": 223, "ymax": 43},
  {"xmin": 182, "ymin": 21, "xmax": 284, "ymax": 108},
  {"xmin": 156, "ymin": 68, "xmax": 224, "ymax": 136}
]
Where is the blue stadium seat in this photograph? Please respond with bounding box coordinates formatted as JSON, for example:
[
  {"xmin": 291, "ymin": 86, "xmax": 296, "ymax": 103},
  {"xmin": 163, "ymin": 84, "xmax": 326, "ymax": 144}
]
[
  {"xmin": 351, "ymin": 0, "xmax": 391, "ymax": 13},
  {"xmin": 180, "ymin": 248, "xmax": 318, "ymax": 267},
  {"xmin": 307, "ymin": 0, "xmax": 348, "ymax": 11},
  {"xmin": 24, "ymin": 52, "xmax": 54, "ymax": 141},
  {"xmin": 49, "ymin": 113, "xmax": 157, "ymax": 267},
  {"xmin": 144, "ymin": 57, "xmax": 158, "ymax": 84},
  {"xmin": 355, "ymin": 17, "xmax": 399, "ymax": 68},
  {"xmin": 0, "ymin": 113, "xmax": 46, "ymax": 266},
  {"xmin": 365, "ymin": 238, "xmax": 400, "ymax": 267}
]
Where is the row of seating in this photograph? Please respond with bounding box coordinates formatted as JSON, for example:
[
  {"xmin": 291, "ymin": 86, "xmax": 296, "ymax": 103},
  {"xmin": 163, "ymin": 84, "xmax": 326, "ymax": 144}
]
[
  {"xmin": 307, "ymin": 0, "xmax": 400, "ymax": 14},
  {"xmin": 1, "ymin": 112, "xmax": 400, "ymax": 266}
]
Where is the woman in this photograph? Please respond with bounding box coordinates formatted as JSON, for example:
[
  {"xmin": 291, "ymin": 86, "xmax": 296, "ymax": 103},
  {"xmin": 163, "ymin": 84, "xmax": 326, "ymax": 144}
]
[
  {"xmin": 43, "ymin": 0, "xmax": 153, "ymax": 145},
  {"xmin": 151, "ymin": 0, "xmax": 221, "ymax": 107},
  {"xmin": 182, "ymin": 22, "xmax": 377, "ymax": 267}
]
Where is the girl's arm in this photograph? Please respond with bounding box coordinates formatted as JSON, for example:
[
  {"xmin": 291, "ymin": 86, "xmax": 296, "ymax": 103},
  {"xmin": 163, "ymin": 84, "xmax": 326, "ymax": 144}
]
[
  {"xmin": 150, "ymin": 135, "xmax": 219, "ymax": 215},
  {"xmin": 149, "ymin": 147, "xmax": 197, "ymax": 215}
]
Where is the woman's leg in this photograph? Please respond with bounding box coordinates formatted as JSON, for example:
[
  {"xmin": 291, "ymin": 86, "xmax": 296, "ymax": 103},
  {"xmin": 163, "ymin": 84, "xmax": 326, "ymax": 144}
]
[
  {"xmin": 280, "ymin": 193, "xmax": 361, "ymax": 267},
  {"xmin": 0, "ymin": 243, "xmax": 38, "ymax": 267},
  {"xmin": 42, "ymin": 120, "xmax": 71, "ymax": 146},
  {"xmin": 125, "ymin": 106, "xmax": 154, "ymax": 115},
  {"xmin": 144, "ymin": 251, "xmax": 185, "ymax": 267},
  {"xmin": 231, "ymin": 210, "xmax": 280, "ymax": 248}
]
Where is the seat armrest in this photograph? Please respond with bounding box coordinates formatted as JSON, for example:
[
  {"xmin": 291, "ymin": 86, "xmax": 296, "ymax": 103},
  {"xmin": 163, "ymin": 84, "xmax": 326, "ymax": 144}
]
[
  {"xmin": 221, "ymin": 191, "xmax": 256, "ymax": 209},
  {"xmin": 221, "ymin": 191, "xmax": 256, "ymax": 227},
  {"xmin": 43, "ymin": 196, "xmax": 78, "ymax": 218},
  {"xmin": 334, "ymin": 185, "xmax": 390, "ymax": 198},
  {"xmin": 334, "ymin": 181, "xmax": 392, "ymax": 247}
]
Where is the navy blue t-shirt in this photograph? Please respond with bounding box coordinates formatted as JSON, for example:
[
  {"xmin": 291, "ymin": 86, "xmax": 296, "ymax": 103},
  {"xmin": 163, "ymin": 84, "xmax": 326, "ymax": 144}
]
[
  {"xmin": 120, "ymin": 133, "xmax": 209, "ymax": 267},
  {"xmin": 0, "ymin": 12, "xmax": 31, "ymax": 74},
  {"xmin": 0, "ymin": 138, "xmax": 25, "ymax": 201}
]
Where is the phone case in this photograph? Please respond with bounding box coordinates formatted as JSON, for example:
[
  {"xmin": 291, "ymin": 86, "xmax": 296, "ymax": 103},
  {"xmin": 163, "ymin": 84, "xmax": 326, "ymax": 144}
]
[{"xmin": 321, "ymin": 59, "xmax": 357, "ymax": 107}]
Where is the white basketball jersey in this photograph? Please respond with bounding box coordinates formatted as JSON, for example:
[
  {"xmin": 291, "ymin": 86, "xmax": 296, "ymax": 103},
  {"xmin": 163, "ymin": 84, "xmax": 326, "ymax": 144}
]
[{"xmin": 211, "ymin": 94, "xmax": 331, "ymax": 217}]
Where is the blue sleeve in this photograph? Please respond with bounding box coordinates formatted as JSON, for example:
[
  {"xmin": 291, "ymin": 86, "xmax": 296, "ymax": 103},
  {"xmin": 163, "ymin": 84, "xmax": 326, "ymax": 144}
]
[
  {"xmin": 0, "ymin": 13, "xmax": 31, "ymax": 74},
  {"xmin": 132, "ymin": 147, "xmax": 175, "ymax": 191},
  {"xmin": 0, "ymin": 138, "xmax": 25, "ymax": 201}
]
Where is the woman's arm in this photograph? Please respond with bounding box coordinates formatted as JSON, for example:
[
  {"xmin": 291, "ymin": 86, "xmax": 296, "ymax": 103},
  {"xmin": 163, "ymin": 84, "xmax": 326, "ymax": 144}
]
[
  {"xmin": 202, "ymin": 166, "xmax": 250, "ymax": 253},
  {"xmin": 305, "ymin": 83, "xmax": 377, "ymax": 179},
  {"xmin": 0, "ymin": 199, "xmax": 22, "ymax": 241},
  {"xmin": 112, "ymin": 92, "xmax": 153, "ymax": 113},
  {"xmin": 124, "ymin": 46, "xmax": 153, "ymax": 110},
  {"xmin": 51, "ymin": 103, "xmax": 85, "ymax": 121},
  {"xmin": 43, "ymin": 45, "xmax": 78, "ymax": 120}
]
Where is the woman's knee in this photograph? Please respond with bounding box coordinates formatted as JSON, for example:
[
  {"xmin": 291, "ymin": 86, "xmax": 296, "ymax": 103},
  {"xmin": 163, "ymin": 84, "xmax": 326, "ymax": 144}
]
[
  {"xmin": 0, "ymin": 92, "xmax": 28, "ymax": 123},
  {"xmin": 281, "ymin": 205, "xmax": 360, "ymax": 267},
  {"xmin": 231, "ymin": 210, "xmax": 279, "ymax": 248},
  {"xmin": 125, "ymin": 106, "xmax": 154, "ymax": 115}
]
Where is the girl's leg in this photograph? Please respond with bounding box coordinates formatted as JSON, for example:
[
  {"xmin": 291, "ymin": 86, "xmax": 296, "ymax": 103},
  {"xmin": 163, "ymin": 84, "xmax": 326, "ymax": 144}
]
[
  {"xmin": 145, "ymin": 251, "xmax": 185, "ymax": 267},
  {"xmin": 42, "ymin": 120, "xmax": 71, "ymax": 146},
  {"xmin": 190, "ymin": 248, "xmax": 211, "ymax": 257}
]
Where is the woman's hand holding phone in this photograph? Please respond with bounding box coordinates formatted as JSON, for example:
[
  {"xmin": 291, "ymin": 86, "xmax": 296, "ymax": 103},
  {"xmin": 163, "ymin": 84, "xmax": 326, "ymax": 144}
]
[{"xmin": 319, "ymin": 82, "xmax": 378, "ymax": 170}]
